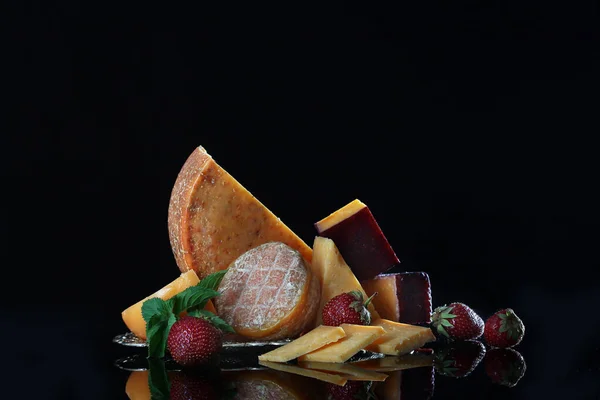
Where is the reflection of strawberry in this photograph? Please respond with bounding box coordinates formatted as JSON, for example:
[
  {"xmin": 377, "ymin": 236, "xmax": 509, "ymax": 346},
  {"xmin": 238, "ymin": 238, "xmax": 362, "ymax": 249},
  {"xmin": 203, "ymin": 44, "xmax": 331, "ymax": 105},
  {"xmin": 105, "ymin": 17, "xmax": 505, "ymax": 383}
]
[
  {"xmin": 484, "ymin": 308, "xmax": 525, "ymax": 348},
  {"xmin": 484, "ymin": 348, "xmax": 527, "ymax": 387},
  {"xmin": 434, "ymin": 339, "xmax": 486, "ymax": 378},
  {"xmin": 431, "ymin": 302, "xmax": 484, "ymax": 340},
  {"xmin": 167, "ymin": 316, "xmax": 223, "ymax": 367},
  {"xmin": 169, "ymin": 372, "xmax": 218, "ymax": 400},
  {"xmin": 325, "ymin": 380, "xmax": 376, "ymax": 400},
  {"xmin": 322, "ymin": 291, "xmax": 376, "ymax": 326}
]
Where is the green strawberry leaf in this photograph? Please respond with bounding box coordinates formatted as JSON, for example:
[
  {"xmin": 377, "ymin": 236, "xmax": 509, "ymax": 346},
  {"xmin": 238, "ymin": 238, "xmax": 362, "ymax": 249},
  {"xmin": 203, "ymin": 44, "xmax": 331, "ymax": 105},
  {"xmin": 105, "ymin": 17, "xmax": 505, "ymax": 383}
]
[
  {"xmin": 146, "ymin": 312, "xmax": 177, "ymax": 358},
  {"xmin": 198, "ymin": 269, "xmax": 229, "ymax": 291},
  {"xmin": 440, "ymin": 319, "xmax": 453, "ymax": 328},
  {"xmin": 437, "ymin": 324, "xmax": 450, "ymax": 338},
  {"xmin": 147, "ymin": 357, "xmax": 170, "ymax": 399},
  {"xmin": 188, "ymin": 309, "xmax": 236, "ymax": 333},
  {"xmin": 171, "ymin": 286, "xmax": 221, "ymax": 316}
]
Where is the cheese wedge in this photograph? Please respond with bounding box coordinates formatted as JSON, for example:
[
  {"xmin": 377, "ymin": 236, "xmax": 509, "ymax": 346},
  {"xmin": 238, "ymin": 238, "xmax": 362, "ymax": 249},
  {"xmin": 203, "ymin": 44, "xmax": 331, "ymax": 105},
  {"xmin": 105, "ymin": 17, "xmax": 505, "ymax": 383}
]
[
  {"xmin": 258, "ymin": 361, "xmax": 348, "ymax": 386},
  {"xmin": 121, "ymin": 270, "xmax": 204, "ymax": 339},
  {"xmin": 351, "ymin": 353, "xmax": 434, "ymax": 372},
  {"xmin": 298, "ymin": 361, "xmax": 388, "ymax": 381},
  {"xmin": 298, "ymin": 324, "xmax": 386, "ymax": 363},
  {"xmin": 365, "ymin": 319, "xmax": 436, "ymax": 356},
  {"xmin": 168, "ymin": 145, "xmax": 313, "ymax": 280},
  {"xmin": 258, "ymin": 325, "xmax": 346, "ymax": 362},
  {"xmin": 312, "ymin": 236, "xmax": 379, "ymax": 326}
]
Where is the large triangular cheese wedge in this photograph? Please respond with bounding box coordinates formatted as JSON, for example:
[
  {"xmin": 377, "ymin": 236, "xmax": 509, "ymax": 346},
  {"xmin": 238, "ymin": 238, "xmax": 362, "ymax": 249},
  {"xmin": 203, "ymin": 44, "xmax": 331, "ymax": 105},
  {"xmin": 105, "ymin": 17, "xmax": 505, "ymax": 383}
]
[
  {"xmin": 312, "ymin": 236, "xmax": 379, "ymax": 326},
  {"xmin": 168, "ymin": 146, "xmax": 312, "ymax": 279}
]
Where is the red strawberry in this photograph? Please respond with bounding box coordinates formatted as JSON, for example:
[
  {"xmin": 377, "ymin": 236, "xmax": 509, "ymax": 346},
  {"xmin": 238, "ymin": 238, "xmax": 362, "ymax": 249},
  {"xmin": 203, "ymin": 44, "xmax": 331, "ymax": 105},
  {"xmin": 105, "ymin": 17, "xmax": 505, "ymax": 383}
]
[
  {"xmin": 484, "ymin": 347, "xmax": 527, "ymax": 387},
  {"xmin": 169, "ymin": 371, "xmax": 218, "ymax": 400},
  {"xmin": 431, "ymin": 302, "xmax": 484, "ymax": 340},
  {"xmin": 325, "ymin": 380, "xmax": 375, "ymax": 400},
  {"xmin": 483, "ymin": 308, "xmax": 525, "ymax": 348},
  {"xmin": 434, "ymin": 339, "xmax": 486, "ymax": 378},
  {"xmin": 167, "ymin": 316, "xmax": 223, "ymax": 367},
  {"xmin": 322, "ymin": 291, "xmax": 376, "ymax": 326}
]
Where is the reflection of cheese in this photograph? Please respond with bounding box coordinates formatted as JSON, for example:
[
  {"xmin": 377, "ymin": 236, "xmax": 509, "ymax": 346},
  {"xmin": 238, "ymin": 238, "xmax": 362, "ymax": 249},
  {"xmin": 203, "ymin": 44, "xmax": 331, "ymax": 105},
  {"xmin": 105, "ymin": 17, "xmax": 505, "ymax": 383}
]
[
  {"xmin": 259, "ymin": 361, "xmax": 348, "ymax": 386},
  {"xmin": 365, "ymin": 319, "xmax": 436, "ymax": 356},
  {"xmin": 298, "ymin": 324, "xmax": 386, "ymax": 363},
  {"xmin": 258, "ymin": 325, "xmax": 346, "ymax": 362},
  {"xmin": 298, "ymin": 361, "xmax": 388, "ymax": 381},
  {"xmin": 312, "ymin": 236, "xmax": 379, "ymax": 326},
  {"xmin": 352, "ymin": 353, "xmax": 434, "ymax": 372}
]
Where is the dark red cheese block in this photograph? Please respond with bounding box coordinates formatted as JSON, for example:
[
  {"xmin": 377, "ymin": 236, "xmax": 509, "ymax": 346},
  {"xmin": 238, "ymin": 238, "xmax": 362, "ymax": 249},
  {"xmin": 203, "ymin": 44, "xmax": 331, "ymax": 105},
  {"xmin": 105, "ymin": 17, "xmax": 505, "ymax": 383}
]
[
  {"xmin": 314, "ymin": 199, "xmax": 399, "ymax": 281},
  {"xmin": 361, "ymin": 271, "xmax": 432, "ymax": 325}
]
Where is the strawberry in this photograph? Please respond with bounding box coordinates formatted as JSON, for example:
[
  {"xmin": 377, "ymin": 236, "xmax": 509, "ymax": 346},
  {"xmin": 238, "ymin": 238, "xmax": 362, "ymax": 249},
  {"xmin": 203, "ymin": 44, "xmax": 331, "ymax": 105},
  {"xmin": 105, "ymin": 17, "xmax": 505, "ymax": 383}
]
[
  {"xmin": 484, "ymin": 347, "xmax": 527, "ymax": 387},
  {"xmin": 322, "ymin": 291, "xmax": 376, "ymax": 326},
  {"xmin": 169, "ymin": 371, "xmax": 218, "ymax": 400},
  {"xmin": 434, "ymin": 339, "xmax": 486, "ymax": 378},
  {"xmin": 325, "ymin": 380, "xmax": 376, "ymax": 400},
  {"xmin": 483, "ymin": 308, "xmax": 525, "ymax": 348},
  {"xmin": 167, "ymin": 316, "xmax": 223, "ymax": 367},
  {"xmin": 431, "ymin": 302, "xmax": 484, "ymax": 340}
]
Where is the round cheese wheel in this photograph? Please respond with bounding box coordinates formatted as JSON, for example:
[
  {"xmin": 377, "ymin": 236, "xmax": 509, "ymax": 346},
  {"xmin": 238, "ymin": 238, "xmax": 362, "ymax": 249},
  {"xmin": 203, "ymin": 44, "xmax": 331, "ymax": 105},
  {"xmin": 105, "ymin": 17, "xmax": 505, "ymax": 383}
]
[{"xmin": 215, "ymin": 242, "xmax": 319, "ymax": 340}]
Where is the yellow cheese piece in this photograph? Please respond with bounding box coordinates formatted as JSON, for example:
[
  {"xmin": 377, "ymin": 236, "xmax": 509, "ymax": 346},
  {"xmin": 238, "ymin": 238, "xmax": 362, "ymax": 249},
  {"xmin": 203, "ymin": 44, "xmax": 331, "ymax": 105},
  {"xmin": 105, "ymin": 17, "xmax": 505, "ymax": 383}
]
[
  {"xmin": 312, "ymin": 236, "xmax": 379, "ymax": 326},
  {"xmin": 168, "ymin": 145, "xmax": 313, "ymax": 280},
  {"xmin": 314, "ymin": 199, "xmax": 366, "ymax": 232},
  {"xmin": 351, "ymin": 353, "xmax": 434, "ymax": 372},
  {"xmin": 258, "ymin": 361, "xmax": 348, "ymax": 386},
  {"xmin": 298, "ymin": 324, "xmax": 386, "ymax": 363},
  {"xmin": 121, "ymin": 270, "xmax": 203, "ymax": 339},
  {"xmin": 298, "ymin": 361, "xmax": 388, "ymax": 381},
  {"xmin": 258, "ymin": 325, "xmax": 346, "ymax": 362},
  {"xmin": 365, "ymin": 319, "xmax": 436, "ymax": 356}
]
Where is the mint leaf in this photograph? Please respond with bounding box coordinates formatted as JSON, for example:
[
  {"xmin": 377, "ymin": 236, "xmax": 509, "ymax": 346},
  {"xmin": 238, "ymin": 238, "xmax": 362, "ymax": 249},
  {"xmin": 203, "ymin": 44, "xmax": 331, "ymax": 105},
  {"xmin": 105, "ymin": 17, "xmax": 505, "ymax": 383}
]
[
  {"xmin": 146, "ymin": 312, "xmax": 177, "ymax": 358},
  {"xmin": 188, "ymin": 309, "xmax": 236, "ymax": 334},
  {"xmin": 198, "ymin": 269, "xmax": 228, "ymax": 291},
  {"xmin": 171, "ymin": 286, "xmax": 220, "ymax": 316},
  {"xmin": 148, "ymin": 357, "xmax": 170, "ymax": 399},
  {"xmin": 141, "ymin": 297, "xmax": 172, "ymax": 324}
]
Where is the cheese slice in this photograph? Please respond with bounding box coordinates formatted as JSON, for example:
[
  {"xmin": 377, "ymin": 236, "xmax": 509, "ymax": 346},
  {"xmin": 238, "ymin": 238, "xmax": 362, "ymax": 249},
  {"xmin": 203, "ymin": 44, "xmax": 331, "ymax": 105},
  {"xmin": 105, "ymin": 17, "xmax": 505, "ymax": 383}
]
[
  {"xmin": 365, "ymin": 319, "xmax": 436, "ymax": 356},
  {"xmin": 298, "ymin": 361, "xmax": 388, "ymax": 381},
  {"xmin": 168, "ymin": 145, "xmax": 313, "ymax": 280},
  {"xmin": 351, "ymin": 353, "xmax": 434, "ymax": 372},
  {"xmin": 298, "ymin": 324, "xmax": 386, "ymax": 363},
  {"xmin": 312, "ymin": 236, "xmax": 379, "ymax": 326},
  {"xmin": 258, "ymin": 325, "xmax": 346, "ymax": 362},
  {"xmin": 258, "ymin": 361, "xmax": 348, "ymax": 386}
]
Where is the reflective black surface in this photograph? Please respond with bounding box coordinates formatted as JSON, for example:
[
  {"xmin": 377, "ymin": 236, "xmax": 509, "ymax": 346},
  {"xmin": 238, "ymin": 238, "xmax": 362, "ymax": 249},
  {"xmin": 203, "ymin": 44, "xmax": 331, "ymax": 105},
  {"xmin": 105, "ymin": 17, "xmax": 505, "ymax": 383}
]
[{"xmin": 3, "ymin": 0, "xmax": 599, "ymax": 398}]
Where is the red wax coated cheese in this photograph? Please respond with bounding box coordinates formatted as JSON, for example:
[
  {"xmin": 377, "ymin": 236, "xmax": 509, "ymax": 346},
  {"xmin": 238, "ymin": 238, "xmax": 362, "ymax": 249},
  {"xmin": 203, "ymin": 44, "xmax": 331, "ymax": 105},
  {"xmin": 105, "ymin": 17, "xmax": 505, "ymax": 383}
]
[
  {"xmin": 314, "ymin": 199, "xmax": 399, "ymax": 281},
  {"xmin": 215, "ymin": 242, "xmax": 320, "ymax": 340},
  {"xmin": 361, "ymin": 272, "xmax": 432, "ymax": 325}
]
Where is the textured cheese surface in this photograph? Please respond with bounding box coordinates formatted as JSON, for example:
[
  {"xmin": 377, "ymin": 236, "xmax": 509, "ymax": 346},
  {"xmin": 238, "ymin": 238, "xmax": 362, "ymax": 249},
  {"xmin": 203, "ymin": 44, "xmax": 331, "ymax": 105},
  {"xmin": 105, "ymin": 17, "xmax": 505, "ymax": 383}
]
[
  {"xmin": 298, "ymin": 324, "xmax": 386, "ymax": 363},
  {"xmin": 298, "ymin": 361, "xmax": 388, "ymax": 381},
  {"xmin": 312, "ymin": 236, "xmax": 379, "ymax": 326},
  {"xmin": 365, "ymin": 319, "xmax": 436, "ymax": 356},
  {"xmin": 259, "ymin": 361, "xmax": 348, "ymax": 386},
  {"xmin": 167, "ymin": 145, "xmax": 313, "ymax": 280},
  {"xmin": 215, "ymin": 242, "xmax": 320, "ymax": 340},
  {"xmin": 258, "ymin": 325, "xmax": 346, "ymax": 362},
  {"xmin": 352, "ymin": 353, "xmax": 434, "ymax": 372},
  {"xmin": 121, "ymin": 270, "xmax": 200, "ymax": 339}
]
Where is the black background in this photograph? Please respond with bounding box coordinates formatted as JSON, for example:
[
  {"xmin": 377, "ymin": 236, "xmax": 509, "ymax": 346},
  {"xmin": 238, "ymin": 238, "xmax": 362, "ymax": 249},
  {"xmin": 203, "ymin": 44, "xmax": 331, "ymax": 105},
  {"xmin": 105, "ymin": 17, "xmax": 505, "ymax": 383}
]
[{"xmin": 3, "ymin": 1, "xmax": 600, "ymax": 399}]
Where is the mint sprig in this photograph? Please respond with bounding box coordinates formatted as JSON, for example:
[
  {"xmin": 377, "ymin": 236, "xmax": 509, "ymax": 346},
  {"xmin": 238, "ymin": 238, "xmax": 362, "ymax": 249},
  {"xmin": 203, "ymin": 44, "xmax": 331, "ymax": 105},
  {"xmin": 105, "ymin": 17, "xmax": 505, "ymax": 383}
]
[{"xmin": 141, "ymin": 269, "xmax": 234, "ymax": 359}]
